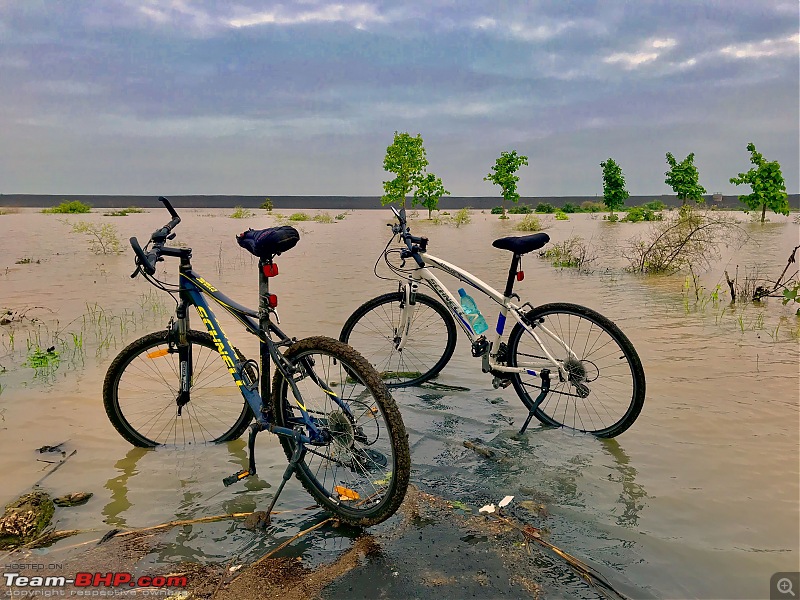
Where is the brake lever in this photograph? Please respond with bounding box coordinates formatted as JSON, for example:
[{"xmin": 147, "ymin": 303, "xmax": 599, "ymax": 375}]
[{"xmin": 130, "ymin": 265, "xmax": 141, "ymax": 279}]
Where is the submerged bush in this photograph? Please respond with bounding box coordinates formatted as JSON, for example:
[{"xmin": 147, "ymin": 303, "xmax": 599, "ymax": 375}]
[
  {"xmin": 288, "ymin": 212, "xmax": 310, "ymax": 221},
  {"xmin": 452, "ymin": 207, "xmax": 471, "ymax": 228},
  {"xmin": 554, "ymin": 210, "xmax": 569, "ymax": 220},
  {"xmin": 641, "ymin": 200, "xmax": 666, "ymax": 211},
  {"xmin": 622, "ymin": 206, "xmax": 663, "ymax": 223},
  {"xmin": 103, "ymin": 206, "xmax": 145, "ymax": 217},
  {"xmin": 623, "ymin": 205, "xmax": 740, "ymax": 274},
  {"xmin": 580, "ymin": 201, "xmax": 605, "ymax": 213},
  {"xmin": 535, "ymin": 202, "xmax": 555, "ymax": 214},
  {"xmin": 43, "ymin": 201, "xmax": 91, "ymax": 214},
  {"xmin": 68, "ymin": 221, "xmax": 122, "ymax": 254},
  {"xmin": 313, "ymin": 212, "xmax": 334, "ymax": 223},
  {"xmin": 230, "ymin": 206, "xmax": 254, "ymax": 219},
  {"xmin": 540, "ymin": 236, "xmax": 595, "ymax": 271},
  {"xmin": 508, "ymin": 204, "xmax": 532, "ymax": 214},
  {"xmin": 514, "ymin": 214, "xmax": 543, "ymax": 232}
]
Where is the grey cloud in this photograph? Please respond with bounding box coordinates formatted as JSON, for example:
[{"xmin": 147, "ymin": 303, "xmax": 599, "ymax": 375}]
[{"xmin": 0, "ymin": 0, "xmax": 796, "ymax": 194}]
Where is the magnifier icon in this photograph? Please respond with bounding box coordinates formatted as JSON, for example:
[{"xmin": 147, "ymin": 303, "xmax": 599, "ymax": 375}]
[{"xmin": 778, "ymin": 578, "xmax": 796, "ymax": 597}]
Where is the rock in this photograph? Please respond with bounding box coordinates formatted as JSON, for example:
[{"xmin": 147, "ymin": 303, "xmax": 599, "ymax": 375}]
[
  {"xmin": 243, "ymin": 511, "xmax": 270, "ymax": 530},
  {"xmin": 0, "ymin": 491, "xmax": 55, "ymax": 549},
  {"xmin": 53, "ymin": 492, "xmax": 93, "ymax": 507}
]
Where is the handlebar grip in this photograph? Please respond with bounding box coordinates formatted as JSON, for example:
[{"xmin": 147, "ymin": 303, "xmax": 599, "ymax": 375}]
[
  {"xmin": 159, "ymin": 196, "xmax": 179, "ymax": 220},
  {"xmin": 130, "ymin": 237, "xmax": 156, "ymax": 275}
]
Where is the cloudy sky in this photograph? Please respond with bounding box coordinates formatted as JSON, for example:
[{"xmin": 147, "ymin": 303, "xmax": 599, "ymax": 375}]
[{"xmin": 1, "ymin": 1, "xmax": 797, "ymax": 196}]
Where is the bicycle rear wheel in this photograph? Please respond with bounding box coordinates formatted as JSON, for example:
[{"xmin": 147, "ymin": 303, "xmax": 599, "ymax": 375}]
[
  {"xmin": 340, "ymin": 291, "xmax": 457, "ymax": 388},
  {"xmin": 272, "ymin": 336, "xmax": 410, "ymax": 527},
  {"xmin": 507, "ymin": 303, "xmax": 645, "ymax": 438},
  {"xmin": 103, "ymin": 330, "xmax": 253, "ymax": 447}
]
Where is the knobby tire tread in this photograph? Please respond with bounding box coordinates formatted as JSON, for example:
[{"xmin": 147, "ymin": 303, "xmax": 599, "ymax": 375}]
[{"xmin": 271, "ymin": 336, "xmax": 411, "ymax": 527}]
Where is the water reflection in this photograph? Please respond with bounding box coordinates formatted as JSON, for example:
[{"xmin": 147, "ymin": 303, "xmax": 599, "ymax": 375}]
[
  {"xmin": 103, "ymin": 446, "xmax": 149, "ymax": 527},
  {"xmin": 102, "ymin": 440, "xmax": 271, "ymax": 528},
  {"xmin": 601, "ymin": 439, "xmax": 648, "ymax": 527}
]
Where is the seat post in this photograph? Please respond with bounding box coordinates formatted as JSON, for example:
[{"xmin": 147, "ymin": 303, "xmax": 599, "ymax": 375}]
[
  {"xmin": 503, "ymin": 254, "xmax": 521, "ymax": 298},
  {"xmin": 258, "ymin": 257, "xmax": 272, "ymax": 403}
]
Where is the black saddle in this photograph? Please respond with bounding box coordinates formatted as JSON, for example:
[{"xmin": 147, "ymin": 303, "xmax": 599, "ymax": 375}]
[
  {"xmin": 492, "ymin": 232, "xmax": 550, "ymax": 255},
  {"xmin": 236, "ymin": 226, "xmax": 300, "ymax": 259}
]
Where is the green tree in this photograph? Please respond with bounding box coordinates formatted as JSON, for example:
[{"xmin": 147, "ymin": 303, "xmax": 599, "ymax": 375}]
[
  {"xmin": 413, "ymin": 172, "xmax": 450, "ymax": 218},
  {"xmin": 600, "ymin": 158, "xmax": 629, "ymax": 216},
  {"xmin": 381, "ymin": 132, "xmax": 428, "ymax": 209},
  {"xmin": 730, "ymin": 142, "xmax": 789, "ymax": 223},
  {"xmin": 665, "ymin": 152, "xmax": 707, "ymax": 205},
  {"xmin": 484, "ymin": 150, "xmax": 528, "ymax": 218}
]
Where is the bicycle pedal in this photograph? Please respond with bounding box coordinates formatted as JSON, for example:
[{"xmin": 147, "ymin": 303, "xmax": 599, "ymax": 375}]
[
  {"xmin": 223, "ymin": 469, "xmax": 253, "ymax": 487},
  {"xmin": 492, "ymin": 376, "xmax": 512, "ymax": 389}
]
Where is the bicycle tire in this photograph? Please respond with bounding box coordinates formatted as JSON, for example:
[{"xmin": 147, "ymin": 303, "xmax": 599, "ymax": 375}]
[
  {"xmin": 103, "ymin": 330, "xmax": 253, "ymax": 447},
  {"xmin": 271, "ymin": 336, "xmax": 410, "ymax": 527},
  {"xmin": 340, "ymin": 291, "xmax": 457, "ymax": 388},
  {"xmin": 507, "ymin": 303, "xmax": 645, "ymax": 438}
]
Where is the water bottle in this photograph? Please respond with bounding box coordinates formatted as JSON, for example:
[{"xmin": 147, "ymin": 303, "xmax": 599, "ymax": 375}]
[{"xmin": 458, "ymin": 288, "xmax": 488, "ymax": 334}]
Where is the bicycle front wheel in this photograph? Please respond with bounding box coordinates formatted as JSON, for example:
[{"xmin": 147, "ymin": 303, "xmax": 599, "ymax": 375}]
[
  {"xmin": 103, "ymin": 330, "xmax": 253, "ymax": 447},
  {"xmin": 507, "ymin": 303, "xmax": 645, "ymax": 438},
  {"xmin": 272, "ymin": 336, "xmax": 410, "ymax": 527},
  {"xmin": 340, "ymin": 292, "xmax": 457, "ymax": 388}
]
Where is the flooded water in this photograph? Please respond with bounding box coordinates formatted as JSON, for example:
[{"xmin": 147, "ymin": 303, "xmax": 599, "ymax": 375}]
[{"xmin": 1, "ymin": 207, "xmax": 798, "ymax": 598}]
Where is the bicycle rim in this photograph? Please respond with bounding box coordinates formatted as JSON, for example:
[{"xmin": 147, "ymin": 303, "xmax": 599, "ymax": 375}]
[
  {"xmin": 104, "ymin": 330, "xmax": 252, "ymax": 447},
  {"xmin": 509, "ymin": 303, "xmax": 645, "ymax": 437},
  {"xmin": 340, "ymin": 292, "xmax": 456, "ymax": 388},
  {"xmin": 273, "ymin": 337, "xmax": 410, "ymax": 526}
]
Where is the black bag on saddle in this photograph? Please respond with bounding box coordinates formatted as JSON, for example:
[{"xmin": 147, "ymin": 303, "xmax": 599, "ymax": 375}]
[{"xmin": 236, "ymin": 226, "xmax": 300, "ymax": 259}]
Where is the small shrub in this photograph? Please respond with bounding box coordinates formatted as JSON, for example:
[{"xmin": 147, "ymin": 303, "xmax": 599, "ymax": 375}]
[
  {"xmin": 580, "ymin": 201, "xmax": 605, "ymax": 213},
  {"xmin": 623, "ymin": 206, "xmax": 740, "ymax": 274},
  {"xmin": 514, "ymin": 214, "xmax": 543, "ymax": 232},
  {"xmin": 642, "ymin": 200, "xmax": 666, "ymax": 211},
  {"xmin": 68, "ymin": 220, "xmax": 122, "ymax": 254},
  {"xmin": 554, "ymin": 210, "xmax": 569, "ymax": 221},
  {"xmin": 535, "ymin": 202, "xmax": 555, "ymax": 214},
  {"xmin": 261, "ymin": 198, "xmax": 274, "ymax": 211},
  {"xmin": 313, "ymin": 212, "xmax": 334, "ymax": 223},
  {"xmin": 540, "ymin": 236, "xmax": 596, "ymax": 271},
  {"xmin": 230, "ymin": 206, "xmax": 254, "ymax": 219},
  {"xmin": 622, "ymin": 206, "xmax": 663, "ymax": 223},
  {"xmin": 491, "ymin": 206, "xmax": 505, "ymax": 214},
  {"xmin": 43, "ymin": 201, "xmax": 91, "ymax": 214},
  {"xmin": 103, "ymin": 206, "xmax": 146, "ymax": 217},
  {"xmin": 452, "ymin": 207, "xmax": 472, "ymax": 228},
  {"xmin": 508, "ymin": 204, "xmax": 532, "ymax": 214},
  {"xmin": 0, "ymin": 207, "xmax": 20, "ymax": 215},
  {"xmin": 604, "ymin": 213, "xmax": 620, "ymax": 222},
  {"xmin": 288, "ymin": 212, "xmax": 310, "ymax": 221},
  {"xmin": 335, "ymin": 212, "xmax": 348, "ymax": 220},
  {"xmin": 562, "ymin": 203, "xmax": 580, "ymax": 213}
]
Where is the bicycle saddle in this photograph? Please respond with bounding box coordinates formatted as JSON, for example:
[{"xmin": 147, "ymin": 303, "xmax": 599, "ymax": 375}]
[
  {"xmin": 492, "ymin": 232, "xmax": 550, "ymax": 255},
  {"xmin": 236, "ymin": 226, "xmax": 300, "ymax": 258}
]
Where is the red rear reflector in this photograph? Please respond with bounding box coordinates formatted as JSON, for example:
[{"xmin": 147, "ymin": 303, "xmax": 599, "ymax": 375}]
[
  {"xmin": 262, "ymin": 263, "xmax": 279, "ymax": 277},
  {"xmin": 516, "ymin": 271, "xmax": 524, "ymax": 281},
  {"xmin": 267, "ymin": 294, "xmax": 278, "ymax": 308}
]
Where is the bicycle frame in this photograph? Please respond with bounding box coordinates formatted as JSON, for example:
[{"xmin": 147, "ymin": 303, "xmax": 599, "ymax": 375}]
[
  {"xmin": 397, "ymin": 252, "xmax": 572, "ymax": 381},
  {"xmin": 173, "ymin": 258, "xmax": 353, "ymax": 447}
]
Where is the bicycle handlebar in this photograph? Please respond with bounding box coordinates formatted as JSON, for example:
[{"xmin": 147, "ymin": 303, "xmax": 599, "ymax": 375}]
[
  {"xmin": 129, "ymin": 197, "xmax": 182, "ymax": 277},
  {"xmin": 388, "ymin": 207, "xmax": 428, "ymax": 264}
]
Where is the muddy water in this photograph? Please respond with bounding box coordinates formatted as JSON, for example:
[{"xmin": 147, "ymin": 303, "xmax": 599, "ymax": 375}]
[{"xmin": 0, "ymin": 208, "xmax": 798, "ymax": 598}]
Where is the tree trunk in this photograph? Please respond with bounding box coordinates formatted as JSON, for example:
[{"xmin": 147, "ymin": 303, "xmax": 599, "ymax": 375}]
[{"xmin": 760, "ymin": 203, "xmax": 766, "ymax": 223}]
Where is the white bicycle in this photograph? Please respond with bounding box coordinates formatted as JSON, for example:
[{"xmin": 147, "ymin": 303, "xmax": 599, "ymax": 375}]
[{"xmin": 340, "ymin": 207, "xmax": 645, "ymax": 438}]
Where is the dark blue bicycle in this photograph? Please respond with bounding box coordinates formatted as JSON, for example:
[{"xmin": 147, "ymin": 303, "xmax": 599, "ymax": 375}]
[{"xmin": 102, "ymin": 197, "xmax": 410, "ymax": 526}]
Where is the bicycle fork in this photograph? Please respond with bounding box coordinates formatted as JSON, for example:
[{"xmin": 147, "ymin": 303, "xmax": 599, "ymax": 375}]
[{"xmin": 394, "ymin": 280, "xmax": 419, "ymax": 351}]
